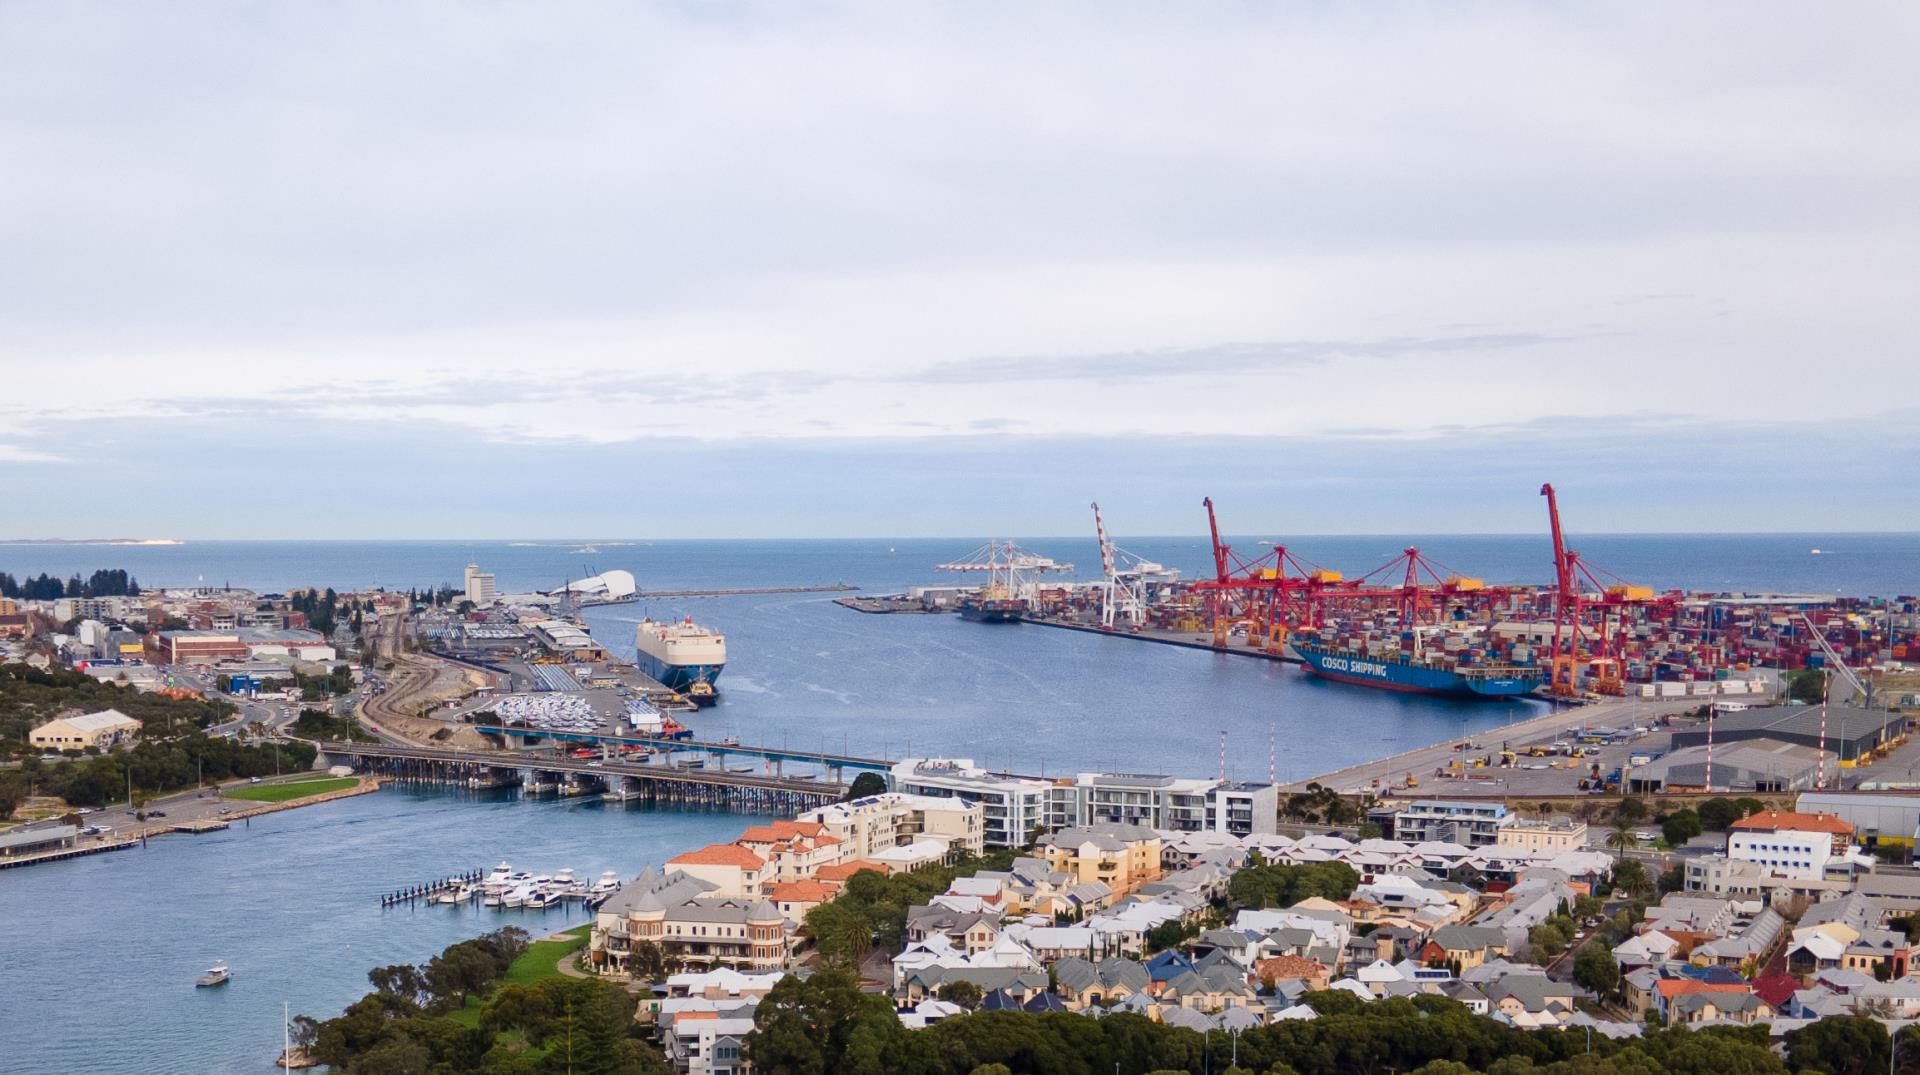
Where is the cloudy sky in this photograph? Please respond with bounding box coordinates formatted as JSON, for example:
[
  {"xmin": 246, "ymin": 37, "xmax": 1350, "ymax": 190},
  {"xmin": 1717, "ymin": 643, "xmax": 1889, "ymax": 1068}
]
[{"xmin": 2, "ymin": 3, "xmax": 1916, "ymax": 538}]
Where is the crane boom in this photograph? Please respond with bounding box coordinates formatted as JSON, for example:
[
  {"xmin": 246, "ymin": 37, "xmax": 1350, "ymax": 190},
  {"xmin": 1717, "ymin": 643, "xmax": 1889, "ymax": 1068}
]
[
  {"xmin": 1797, "ymin": 613, "xmax": 1869, "ymax": 703},
  {"xmin": 1541, "ymin": 483, "xmax": 1573, "ymax": 602}
]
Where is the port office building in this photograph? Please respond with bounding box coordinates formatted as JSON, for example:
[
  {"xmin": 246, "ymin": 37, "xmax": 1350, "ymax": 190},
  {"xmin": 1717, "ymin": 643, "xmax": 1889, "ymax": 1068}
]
[
  {"xmin": 891, "ymin": 759, "xmax": 1279, "ymax": 848},
  {"xmin": 1667, "ymin": 704, "xmax": 1906, "ymax": 763}
]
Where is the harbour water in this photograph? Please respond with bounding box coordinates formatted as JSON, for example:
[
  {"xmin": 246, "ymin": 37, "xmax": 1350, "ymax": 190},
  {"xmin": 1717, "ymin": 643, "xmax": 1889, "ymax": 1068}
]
[{"xmin": 0, "ymin": 535, "xmax": 1912, "ymax": 1073}]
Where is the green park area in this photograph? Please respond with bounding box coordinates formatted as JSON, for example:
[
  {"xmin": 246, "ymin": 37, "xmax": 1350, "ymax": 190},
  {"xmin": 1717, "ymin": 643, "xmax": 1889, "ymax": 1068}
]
[
  {"xmin": 222, "ymin": 775, "xmax": 359, "ymax": 803},
  {"xmin": 448, "ymin": 925, "xmax": 591, "ymax": 1029}
]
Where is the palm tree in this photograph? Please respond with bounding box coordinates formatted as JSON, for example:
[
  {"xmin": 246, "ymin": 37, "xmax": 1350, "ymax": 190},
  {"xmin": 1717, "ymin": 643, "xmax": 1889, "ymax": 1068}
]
[{"xmin": 1607, "ymin": 815, "xmax": 1637, "ymax": 855}]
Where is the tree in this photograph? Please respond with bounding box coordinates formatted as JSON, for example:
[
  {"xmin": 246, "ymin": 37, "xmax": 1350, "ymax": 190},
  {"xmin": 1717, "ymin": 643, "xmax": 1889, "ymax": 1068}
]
[
  {"xmin": 804, "ymin": 900, "xmax": 874, "ymax": 968},
  {"xmin": 1786, "ymin": 1014, "xmax": 1890, "ymax": 1075},
  {"xmin": 1611, "ymin": 858, "xmax": 1650, "ymax": 900},
  {"xmin": 1657, "ymin": 863, "xmax": 1687, "ymax": 895},
  {"xmin": 1788, "ymin": 668, "xmax": 1828, "ymax": 704},
  {"xmin": 1573, "ymin": 945, "xmax": 1621, "ymax": 997},
  {"xmin": 843, "ymin": 772, "xmax": 888, "ymax": 801},
  {"xmin": 1696, "ymin": 797, "xmax": 1742, "ymax": 831},
  {"xmin": 1615, "ymin": 798, "xmax": 1650, "ymax": 824},
  {"xmin": 368, "ymin": 963, "xmax": 429, "ymax": 1006},
  {"xmin": 1607, "ymin": 815, "xmax": 1638, "ymax": 855},
  {"xmin": 627, "ymin": 938, "xmax": 666, "ymax": 982},
  {"xmin": 482, "ymin": 977, "xmax": 647, "ymax": 1075},
  {"xmin": 0, "ymin": 770, "xmax": 27, "ymax": 820},
  {"xmin": 937, "ymin": 980, "xmax": 984, "ymax": 1009},
  {"xmin": 1662, "ymin": 809, "xmax": 1703, "ymax": 847},
  {"xmin": 1528, "ymin": 922, "xmax": 1570, "ymax": 962}
]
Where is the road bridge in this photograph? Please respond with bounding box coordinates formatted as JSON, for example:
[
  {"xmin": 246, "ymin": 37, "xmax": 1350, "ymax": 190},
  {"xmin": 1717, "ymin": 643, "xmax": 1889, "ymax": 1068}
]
[
  {"xmin": 469, "ymin": 724, "xmax": 895, "ymax": 779},
  {"xmin": 318, "ymin": 741, "xmax": 848, "ymax": 813}
]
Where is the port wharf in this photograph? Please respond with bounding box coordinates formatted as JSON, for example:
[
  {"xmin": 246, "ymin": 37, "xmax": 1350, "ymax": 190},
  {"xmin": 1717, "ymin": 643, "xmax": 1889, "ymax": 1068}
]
[
  {"xmin": 1015, "ymin": 613, "xmax": 1302, "ymax": 664},
  {"xmin": 319, "ymin": 742, "xmax": 847, "ymax": 813},
  {"xmin": 582, "ymin": 583, "xmax": 858, "ymax": 607}
]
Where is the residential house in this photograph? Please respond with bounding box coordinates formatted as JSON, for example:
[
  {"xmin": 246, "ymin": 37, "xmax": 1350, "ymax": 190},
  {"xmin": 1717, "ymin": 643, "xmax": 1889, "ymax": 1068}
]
[{"xmin": 1036, "ymin": 823, "xmax": 1165, "ymax": 899}]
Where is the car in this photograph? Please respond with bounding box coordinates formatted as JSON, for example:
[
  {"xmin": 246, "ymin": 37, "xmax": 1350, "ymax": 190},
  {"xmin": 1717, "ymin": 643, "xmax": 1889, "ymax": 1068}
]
[
  {"xmin": 219, "ymin": 807, "xmax": 232, "ymax": 815},
  {"xmin": 249, "ymin": 777, "xmax": 262, "ymax": 784},
  {"xmin": 148, "ymin": 810, "xmax": 166, "ymax": 818},
  {"xmin": 1633, "ymin": 830, "xmax": 1658, "ymax": 842},
  {"xmin": 74, "ymin": 807, "xmax": 94, "ymax": 815}
]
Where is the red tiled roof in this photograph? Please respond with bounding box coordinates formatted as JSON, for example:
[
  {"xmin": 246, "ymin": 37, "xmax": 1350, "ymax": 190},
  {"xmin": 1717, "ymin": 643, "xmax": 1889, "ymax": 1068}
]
[
  {"xmin": 816, "ymin": 860, "xmax": 888, "ymax": 881},
  {"xmin": 668, "ymin": 843, "xmax": 766, "ymax": 869},
  {"xmin": 1730, "ymin": 811, "xmax": 1854, "ymax": 835},
  {"xmin": 1656, "ymin": 978, "xmax": 1750, "ymax": 999},
  {"xmin": 766, "ymin": 880, "xmax": 839, "ymax": 903}
]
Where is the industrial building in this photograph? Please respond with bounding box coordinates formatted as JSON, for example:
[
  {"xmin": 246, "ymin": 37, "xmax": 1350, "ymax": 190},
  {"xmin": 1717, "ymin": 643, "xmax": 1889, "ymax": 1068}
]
[
  {"xmin": 1799, "ymin": 792, "xmax": 1920, "ymax": 848},
  {"xmin": 29, "ymin": 709, "xmax": 141, "ymax": 751},
  {"xmin": 1667, "ymin": 704, "xmax": 1907, "ymax": 763},
  {"xmin": 1625, "ymin": 741, "xmax": 1824, "ymax": 794}
]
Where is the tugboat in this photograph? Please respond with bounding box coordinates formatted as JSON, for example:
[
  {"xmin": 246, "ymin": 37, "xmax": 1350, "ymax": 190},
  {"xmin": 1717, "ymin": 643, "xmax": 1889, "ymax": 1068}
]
[
  {"xmin": 686, "ymin": 679, "xmax": 717, "ymax": 708},
  {"xmin": 196, "ymin": 961, "xmax": 232, "ymax": 988}
]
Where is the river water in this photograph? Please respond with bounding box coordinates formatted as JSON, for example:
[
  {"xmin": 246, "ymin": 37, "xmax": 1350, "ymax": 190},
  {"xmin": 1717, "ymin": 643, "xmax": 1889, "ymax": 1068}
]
[
  {"xmin": 0, "ymin": 787, "xmax": 759, "ymax": 1074},
  {"xmin": 0, "ymin": 535, "xmax": 1911, "ymax": 1072}
]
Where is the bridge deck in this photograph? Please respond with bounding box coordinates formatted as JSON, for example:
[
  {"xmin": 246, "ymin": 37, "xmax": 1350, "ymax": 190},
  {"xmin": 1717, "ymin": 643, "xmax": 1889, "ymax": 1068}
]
[
  {"xmin": 319, "ymin": 741, "xmax": 851, "ymax": 796},
  {"xmin": 469, "ymin": 725, "xmax": 894, "ymax": 772}
]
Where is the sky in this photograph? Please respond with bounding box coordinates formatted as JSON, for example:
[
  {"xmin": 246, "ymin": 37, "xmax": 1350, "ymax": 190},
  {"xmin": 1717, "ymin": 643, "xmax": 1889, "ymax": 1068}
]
[{"xmin": 1, "ymin": 3, "xmax": 1916, "ymax": 539}]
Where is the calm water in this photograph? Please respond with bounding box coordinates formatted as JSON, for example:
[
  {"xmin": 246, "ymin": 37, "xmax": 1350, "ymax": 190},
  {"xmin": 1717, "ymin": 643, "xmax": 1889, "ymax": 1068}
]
[
  {"xmin": 0, "ymin": 788, "xmax": 761, "ymax": 1075},
  {"xmin": 0, "ymin": 536, "xmax": 1914, "ymax": 1073}
]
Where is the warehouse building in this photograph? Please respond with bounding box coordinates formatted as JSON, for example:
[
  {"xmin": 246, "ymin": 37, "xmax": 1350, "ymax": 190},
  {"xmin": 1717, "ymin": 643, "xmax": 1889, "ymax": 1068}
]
[
  {"xmin": 1625, "ymin": 741, "xmax": 1823, "ymax": 794},
  {"xmin": 1799, "ymin": 792, "xmax": 1920, "ymax": 849},
  {"xmin": 1667, "ymin": 704, "xmax": 1906, "ymax": 763},
  {"xmin": 29, "ymin": 709, "xmax": 142, "ymax": 751}
]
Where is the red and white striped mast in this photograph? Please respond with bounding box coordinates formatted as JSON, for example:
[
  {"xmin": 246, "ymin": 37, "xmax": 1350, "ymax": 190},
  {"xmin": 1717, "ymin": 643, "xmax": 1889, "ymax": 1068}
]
[
  {"xmin": 1816, "ymin": 671, "xmax": 1830, "ymax": 790},
  {"xmin": 1705, "ymin": 698, "xmax": 1715, "ymax": 792}
]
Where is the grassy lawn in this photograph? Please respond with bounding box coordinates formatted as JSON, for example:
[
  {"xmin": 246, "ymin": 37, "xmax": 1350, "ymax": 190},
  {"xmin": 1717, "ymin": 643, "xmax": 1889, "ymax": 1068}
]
[
  {"xmin": 505, "ymin": 925, "xmax": 592, "ymax": 985},
  {"xmin": 222, "ymin": 776, "xmax": 359, "ymax": 803},
  {"xmin": 446, "ymin": 925, "xmax": 592, "ymax": 1030}
]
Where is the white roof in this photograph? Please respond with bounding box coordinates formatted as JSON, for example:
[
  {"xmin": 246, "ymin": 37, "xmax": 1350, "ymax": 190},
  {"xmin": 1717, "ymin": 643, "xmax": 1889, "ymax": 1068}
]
[{"xmin": 43, "ymin": 708, "xmax": 139, "ymax": 733}]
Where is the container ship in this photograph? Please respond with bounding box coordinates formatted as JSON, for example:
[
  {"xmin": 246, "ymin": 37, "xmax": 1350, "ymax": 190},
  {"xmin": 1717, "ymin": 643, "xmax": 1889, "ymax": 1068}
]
[
  {"xmin": 958, "ymin": 596, "xmax": 1027, "ymax": 623},
  {"xmin": 634, "ymin": 617, "xmax": 727, "ymax": 695},
  {"xmin": 1291, "ymin": 628, "xmax": 1543, "ymax": 699}
]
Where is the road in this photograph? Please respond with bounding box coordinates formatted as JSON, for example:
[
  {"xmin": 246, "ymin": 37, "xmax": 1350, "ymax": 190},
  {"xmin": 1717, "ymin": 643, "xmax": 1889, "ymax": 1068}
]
[
  {"xmin": 8, "ymin": 770, "xmax": 332, "ymax": 842},
  {"xmin": 1292, "ymin": 696, "xmax": 1704, "ymax": 794}
]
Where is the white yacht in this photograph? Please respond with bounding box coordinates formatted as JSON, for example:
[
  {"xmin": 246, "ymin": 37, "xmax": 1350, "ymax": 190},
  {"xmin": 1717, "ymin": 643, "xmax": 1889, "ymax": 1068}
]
[{"xmin": 502, "ymin": 885, "xmax": 531, "ymax": 908}]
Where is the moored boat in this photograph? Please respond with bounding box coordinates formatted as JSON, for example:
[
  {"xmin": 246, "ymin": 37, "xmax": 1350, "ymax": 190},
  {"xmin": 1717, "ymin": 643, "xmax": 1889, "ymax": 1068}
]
[{"xmin": 196, "ymin": 962, "xmax": 231, "ymax": 988}]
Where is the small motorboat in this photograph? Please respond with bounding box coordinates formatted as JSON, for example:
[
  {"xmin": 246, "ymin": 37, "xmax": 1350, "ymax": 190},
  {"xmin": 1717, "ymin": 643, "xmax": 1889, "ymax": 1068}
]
[{"xmin": 196, "ymin": 962, "xmax": 232, "ymax": 988}]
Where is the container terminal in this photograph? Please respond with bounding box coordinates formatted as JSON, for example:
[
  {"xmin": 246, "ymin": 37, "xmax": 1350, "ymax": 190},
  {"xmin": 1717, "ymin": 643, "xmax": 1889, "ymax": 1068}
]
[{"xmin": 855, "ymin": 487, "xmax": 1920, "ymax": 707}]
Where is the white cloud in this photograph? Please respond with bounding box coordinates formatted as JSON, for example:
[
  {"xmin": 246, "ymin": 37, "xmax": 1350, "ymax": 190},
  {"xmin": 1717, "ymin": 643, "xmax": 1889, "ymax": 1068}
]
[{"xmin": 0, "ymin": 4, "xmax": 1914, "ymax": 490}]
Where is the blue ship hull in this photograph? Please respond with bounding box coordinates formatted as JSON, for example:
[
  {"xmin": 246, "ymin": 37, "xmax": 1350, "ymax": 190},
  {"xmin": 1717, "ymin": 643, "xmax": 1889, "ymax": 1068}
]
[
  {"xmin": 1294, "ymin": 645, "xmax": 1539, "ymax": 699},
  {"xmin": 635, "ymin": 653, "xmax": 724, "ymax": 692}
]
